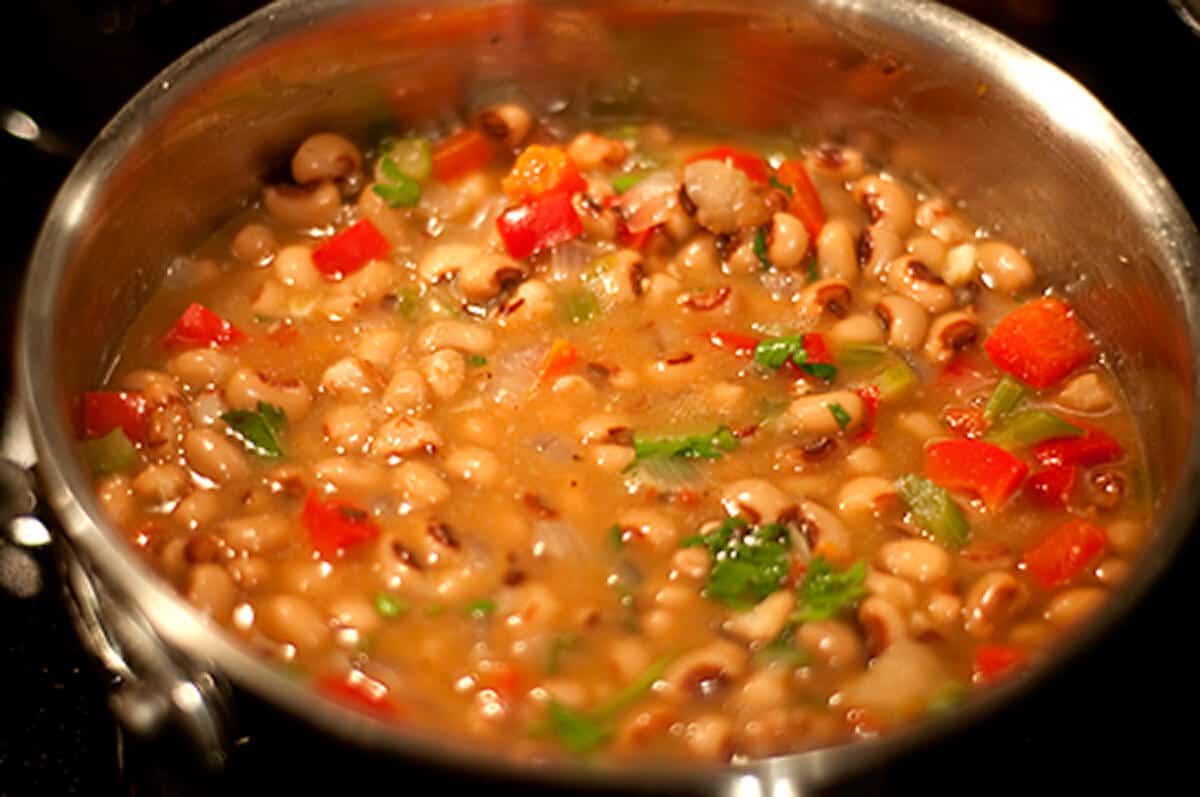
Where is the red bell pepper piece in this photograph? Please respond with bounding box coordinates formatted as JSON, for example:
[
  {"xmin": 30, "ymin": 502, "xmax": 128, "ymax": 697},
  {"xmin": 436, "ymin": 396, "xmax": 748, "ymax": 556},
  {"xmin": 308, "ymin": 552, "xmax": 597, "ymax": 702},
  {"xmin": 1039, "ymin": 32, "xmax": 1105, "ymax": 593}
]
[
  {"xmin": 1032, "ymin": 428, "xmax": 1124, "ymax": 469},
  {"xmin": 943, "ymin": 407, "xmax": 988, "ymax": 439},
  {"xmin": 533, "ymin": 338, "xmax": 578, "ymax": 391},
  {"xmin": 704, "ymin": 330, "xmax": 762, "ymax": 357},
  {"xmin": 925, "ymin": 439, "xmax": 1029, "ymax": 510},
  {"xmin": 801, "ymin": 332, "xmax": 832, "ymax": 365},
  {"xmin": 496, "ymin": 192, "xmax": 582, "ymax": 259},
  {"xmin": 685, "ymin": 146, "xmax": 770, "ymax": 184},
  {"xmin": 163, "ymin": 303, "xmax": 247, "ymax": 349},
  {"xmin": 302, "ymin": 490, "xmax": 381, "ymax": 559},
  {"xmin": 1022, "ymin": 518, "xmax": 1108, "ymax": 589},
  {"xmin": 316, "ymin": 671, "xmax": 395, "ymax": 718},
  {"xmin": 312, "ymin": 219, "xmax": 391, "ymax": 280},
  {"xmin": 984, "ymin": 298, "xmax": 1095, "ymax": 389},
  {"xmin": 854, "ymin": 384, "xmax": 881, "ymax": 443},
  {"xmin": 973, "ymin": 644, "xmax": 1027, "ymax": 684},
  {"xmin": 774, "ymin": 160, "xmax": 826, "ymax": 241},
  {"xmin": 501, "ymin": 145, "xmax": 586, "ymax": 202},
  {"xmin": 432, "ymin": 128, "xmax": 493, "ymax": 182},
  {"xmin": 1024, "ymin": 464, "xmax": 1077, "ymax": 508},
  {"xmin": 80, "ymin": 391, "xmax": 148, "ymax": 442}
]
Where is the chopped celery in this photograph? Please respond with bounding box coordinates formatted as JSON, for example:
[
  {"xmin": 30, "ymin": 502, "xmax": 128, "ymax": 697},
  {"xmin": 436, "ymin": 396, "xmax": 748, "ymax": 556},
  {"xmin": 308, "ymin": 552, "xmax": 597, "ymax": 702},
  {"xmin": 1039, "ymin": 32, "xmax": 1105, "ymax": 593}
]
[
  {"xmin": 986, "ymin": 410, "xmax": 1083, "ymax": 449},
  {"xmin": 983, "ymin": 375, "xmax": 1027, "ymax": 424},
  {"xmin": 562, "ymin": 290, "xmax": 601, "ymax": 324},
  {"xmin": 374, "ymin": 593, "xmax": 409, "ymax": 618},
  {"xmin": 875, "ymin": 359, "xmax": 919, "ymax": 401},
  {"xmin": 896, "ymin": 474, "xmax": 970, "ymax": 548},
  {"xmin": 624, "ymin": 455, "xmax": 700, "ymax": 488},
  {"xmin": 837, "ymin": 343, "xmax": 889, "ymax": 370},
  {"xmin": 632, "ymin": 427, "xmax": 738, "ymax": 461},
  {"xmin": 611, "ymin": 170, "xmax": 651, "ymax": 194},
  {"xmin": 372, "ymin": 174, "xmax": 421, "ymax": 208},
  {"xmin": 379, "ymin": 137, "xmax": 432, "ymax": 181},
  {"xmin": 82, "ymin": 428, "xmax": 136, "ymax": 474}
]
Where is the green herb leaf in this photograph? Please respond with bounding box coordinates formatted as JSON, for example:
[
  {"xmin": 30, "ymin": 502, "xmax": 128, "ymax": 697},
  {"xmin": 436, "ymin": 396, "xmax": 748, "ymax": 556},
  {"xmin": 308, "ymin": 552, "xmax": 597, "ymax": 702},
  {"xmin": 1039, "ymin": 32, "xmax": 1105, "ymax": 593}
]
[
  {"xmin": 754, "ymin": 626, "xmax": 811, "ymax": 668},
  {"xmin": 543, "ymin": 702, "xmax": 612, "ymax": 755},
  {"xmin": 827, "ymin": 402, "xmax": 852, "ymax": 430},
  {"xmin": 793, "ymin": 557, "xmax": 867, "ymax": 622},
  {"xmin": 423, "ymin": 604, "xmax": 446, "ymax": 617},
  {"xmin": 753, "ymin": 335, "xmax": 837, "ymax": 381},
  {"xmin": 982, "ymin": 375, "xmax": 1027, "ymax": 425},
  {"xmin": 220, "ymin": 401, "xmax": 286, "ymax": 458},
  {"xmin": 374, "ymin": 592, "xmax": 409, "ymax": 618},
  {"xmin": 769, "ymin": 174, "xmax": 794, "ymax": 197},
  {"xmin": 686, "ymin": 516, "xmax": 791, "ymax": 610},
  {"xmin": 611, "ymin": 171, "xmax": 649, "ymax": 194},
  {"xmin": 467, "ymin": 354, "xmax": 488, "ymax": 368},
  {"xmin": 806, "ymin": 256, "xmax": 819, "ymax": 283},
  {"xmin": 592, "ymin": 657, "xmax": 670, "ymax": 720},
  {"xmin": 753, "ymin": 226, "xmax": 772, "ymax": 270},
  {"xmin": 896, "ymin": 474, "xmax": 971, "ymax": 548},
  {"xmin": 466, "ymin": 598, "xmax": 496, "ymax": 619},
  {"xmin": 546, "ymin": 633, "xmax": 579, "ymax": 675},
  {"xmin": 82, "ymin": 427, "xmax": 137, "ymax": 475},
  {"xmin": 562, "ymin": 290, "xmax": 601, "ymax": 324},
  {"xmin": 632, "ymin": 426, "xmax": 738, "ymax": 461},
  {"xmin": 608, "ymin": 524, "xmax": 625, "ymax": 551}
]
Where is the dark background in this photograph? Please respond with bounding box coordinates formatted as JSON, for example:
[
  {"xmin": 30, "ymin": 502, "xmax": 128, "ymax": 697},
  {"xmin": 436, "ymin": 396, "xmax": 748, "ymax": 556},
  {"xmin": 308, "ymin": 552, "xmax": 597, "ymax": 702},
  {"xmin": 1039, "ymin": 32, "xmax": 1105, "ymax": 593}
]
[{"xmin": 1, "ymin": 1, "xmax": 1198, "ymax": 795}]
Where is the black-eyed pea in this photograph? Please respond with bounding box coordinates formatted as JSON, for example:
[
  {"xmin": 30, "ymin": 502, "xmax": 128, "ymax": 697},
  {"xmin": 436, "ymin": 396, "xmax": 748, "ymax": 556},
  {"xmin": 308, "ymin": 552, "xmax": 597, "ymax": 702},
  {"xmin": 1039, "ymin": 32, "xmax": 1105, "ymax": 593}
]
[
  {"xmin": 617, "ymin": 508, "xmax": 679, "ymax": 552},
  {"xmin": 419, "ymin": 242, "xmax": 478, "ymax": 284},
  {"xmin": 653, "ymin": 583, "xmax": 696, "ymax": 611},
  {"xmin": 865, "ymin": 570, "xmax": 917, "ymax": 611},
  {"xmin": 418, "ymin": 319, "xmax": 494, "ymax": 355},
  {"xmin": 566, "ymin": 131, "xmax": 627, "ymax": 170},
  {"xmin": 734, "ymin": 671, "xmax": 790, "ymax": 716},
  {"xmin": 800, "ymin": 278, "xmax": 853, "ymax": 321},
  {"xmin": 785, "ymin": 391, "xmax": 865, "ymax": 437},
  {"xmin": 457, "ymin": 253, "xmax": 525, "ymax": 302},
  {"xmin": 219, "ymin": 513, "xmax": 292, "ymax": 555},
  {"xmin": 499, "ymin": 278, "xmax": 556, "ymax": 327},
  {"xmin": 256, "ymin": 594, "xmax": 330, "ymax": 652},
  {"xmin": 685, "ymin": 715, "xmax": 734, "ymax": 762},
  {"xmin": 319, "ymin": 357, "xmax": 381, "ymax": 398},
  {"xmin": 797, "ymin": 620, "xmax": 865, "ymax": 670},
  {"xmin": 250, "ymin": 279, "xmax": 288, "ymax": 318},
  {"xmin": 1095, "ymin": 556, "xmax": 1129, "ymax": 587},
  {"xmin": 536, "ymin": 679, "xmax": 588, "ymax": 712},
  {"xmin": 550, "ymin": 374, "xmax": 598, "ymax": 404},
  {"xmin": 915, "ymin": 197, "xmax": 973, "ymax": 245},
  {"xmin": 879, "ymin": 538, "xmax": 951, "ymax": 584},
  {"xmin": 272, "ymin": 244, "xmax": 323, "ymax": 290},
  {"xmin": 662, "ymin": 202, "xmax": 698, "ymax": 242},
  {"xmin": 706, "ymin": 381, "xmax": 748, "ymax": 416},
  {"xmin": 372, "ymin": 417, "xmax": 442, "ymax": 460},
  {"xmin": 420, "ymin": 349, "xmax": 466, "ymax": 400},
  {"xmin": 859, "ymin": 595, "xmax": 909, "ymax": 654},
  {"xmin": 798, "ymin": 499, "xmax": 853, "ymax": 563},
  {"xmin": 976, "ymin": 240, "xmax": 1036, "ymax": 295},
  {"xmin": 131, "ymin": 463, "xmax": 191, "ymax": 507},
  {"xmin": 896, "ymin": 411, "xmax": 943, "ymax": 442},
  {"xmin": 228, "ymin": 556, "xmax": 270, "ymax": 590},
  {"xmin": 314, "ymin": 457, "xmax": 388, "ymax": 494},
  {"xmin": 186, "ymin": 564, "xmax": 237, "ymax": 620},
  {"xmin": 1105, "ymin": 519, "xmax": 1147, "ymax": 557},
  {"xmin": 263, "ymin": 181, "xmax": 341, "ymax": 229},
  {"xmin": 607, "ymin": 637, "xmax": 653, "ymax": 684},
  {"xmin": 670, "ymin": 546, "xmax": 711, "ymax": 581},
  {"xmin": 830, "ymin": 313, "xmax": 885, "ymax": 347},
  {"xmin": 807, "ymin": 144, "xmax": 866, "ymax": 181},
  {"xmin": 1056, "ymin": 372, "xmax": 1114, "ymax": 413},
  {"xmin": 885, "ymin": 255, "xmax": 955, "ymax": 313},
  {"xmin": 721, "ymin": 478, "xmax": 796, "ymax": 525},
  {"xmin": 674, "ymin": 234, "xmax": 722, "ymax": 280},
  {"xmin": 391, "ymin": 461, "xmax": 451, "ymax": 509},
  {"xmin": 231, "ymin": 223, "xmax": 276, "ymax": 266},
  {"xmin": 963, "ymin": 570, "xmax": 1029, "ymax": 638},
  {"xmin": 573, "ymin": 192, "xmax": 619, "ymax": 242},
  {"xmin": 817, "ymin": 219, "xmax": 860, "ymax": 283},
  {"xmin": 184, "ymin": 429, "xmax": 250, "ymax": 483},
  {"xmin": 497, "ymin": 582, "xmax": 561, "ymax": 635},
  {"xmin": 924, "ymin": 310, "xmax": 979, "ymax": 365},
  {"xmin": 597, "ymin": 249, "xmax": 647, "ymax": 303},
  {"xmin": 837, "ymin": 476, "xmax": 898, "ymax": 524},
  {"xmin": 577, "ymin": 413, "xmax": 632, "ymax": 445},
  {"xmin": 168, "ymin": 349, "xmax": 236, "ymax": 389},
  {"xmin": 421, "ymin": 172, "xmax": 495, "ymax": 222},
  {"xmin": 121, "ymin": 369, "xmax": 181, "ymax": 400},
  {"xmin": 643, "ymin": 273, "xmax": 682, "ymax": 308},
  {"xmin": 473, "ymin": 103, "xmax": 533, "ymax": 148},
  {"xmin": 454, "ymin": 413, "xmax": 498, "ymax": 447},
  {"xmin": 640, "ymin": 608, "xmax": 677, "ymax": 640},
  {"xmin": 291, "ymin": 133, "xmax": 361, "ymax": 188},
  {"xmin": 767, "ymin": 212, "xmax": 810, "ymax": 270},
  {"xmin": 925, "ymin": 591, "xmax": 963, "ymax": 633},
  {"xmin": 853, "ymin": 175, "xmax": 915, "ymax": 236},
  {"xmin": 942, "ymin": 242, "xmax": 978, "ymax": 286},
  {"xmin": 225, "ymin": 369, "xmax": 313, "ymax": 421},
  {"xmin": 723, "ymin": 590, "xmax": 795, "ymax": 643},
  {"xmin": 327, "ymin": 595, "xmax": 382, "ymax": 638},
  {"xmin": 906, "ymin": 234, "xmax": 947, "ymax": 272},
  {"xmin": 352, "ymin": 329, "xmax": 403, "ymax": 372},
  {"xmin": 382, "ymin": 369, "xmax": 429, "ymax": 416},
  {"xmin": 682, "ymin": 160, "xmax": 770, "ymax": 234},
  {"xmin": 95, "ymin": 474, "xmax": 136, "ymax": 527},
  {"xmin": 644, "ymin": 350, "xmax": 704, "ymax": 389},
  {"xmin": 859, "ymin": 225, "xmax": 905, "ymax": 279},
  {"xmin": 443, "ymin": 445, "xmax": 500, "ymax": 487},
  {"xmin": 614, "ymin": 706, "xmax": 677, "ymax": 752},
  {"xmin": 331, "ymin": 259, "xmax": 395, "ymax": 305},
  {"xmin": 187, "ymin": 390, "xmax": 228, "ymax": 428},
  {"xmin": 589, "ymin": 445, "xmax": 636, "ymax": 473},
  {"xmin": 172, "ymin": 489, "xmax": 226, "ymax": 531},
  {"xmin": 1045, "ymin": 587, "xmax": 1107, "ymax": 629},
  {"xmin": 663, "ymin": 640, "xmax": 748, "ymax": 698},
  {"xmin": 322, "ymin": 403, "xmax": 373, "ymax": 453},
  {"xmin": 844, "ymin": 445, "xmax": 885, "ymax": 475}
]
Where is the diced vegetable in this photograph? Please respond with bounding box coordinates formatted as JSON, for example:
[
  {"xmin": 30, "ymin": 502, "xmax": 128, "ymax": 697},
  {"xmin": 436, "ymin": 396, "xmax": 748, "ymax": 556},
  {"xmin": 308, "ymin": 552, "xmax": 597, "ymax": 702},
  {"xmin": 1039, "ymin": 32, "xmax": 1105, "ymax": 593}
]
[
  {"xmin": 316, "ymin": 672, "xmax": 394, "ymax": 717},
  {"xmin": 896, "ymin": 474, "xmax": 971, "ymax": 548},
  {"xmin": 774, "ymin": 159, "xmax": 826, "ymax": 240},
  {"xmin": 854, "ymin": 384, "xmax": 881, "ymax": 443},
  {"xmin": 986, "ymin": 410, "xmax": 1083, "ymax": 449},
  {"xmin": 1024, "ymin": 465, "xmax": 1077, "ymax": 508},
  {"xmin": 537, "ymin": 658, "xmax": 670, "ymax": 755},
  {"xmin": 684, "ymin": 146, "xmax": 769, "ymax": 183},
  {"xmin": 220, "ymin": 401, "xmax": 286, "ymax": 458},
  {"xmin": 622, "ymin": 455, "xmax": 700, "ymax": 488},
  {"xmin": 379, "ymin": 137, "xmax": 432, "ymax": 181},
  {"xmin": 502, "ymin": 145, "xmax": 587, "ymax": 202},
  {"xmin": 163, "ymin": 303, "xmax": 247, "ymax": 349},
  {"xmin": 683, "ymin": 516, "xmax": 791, "ymax": 610},
  {"xmin": 546, "ymin": 633, "xmax": 579, "ymax": 675},
  {"xmin": 925, "ymin": 439, "xmax": 1029, "ymax": 510},
  {"xmin": 984, "ymin": 297, "xmax": 1095, "ymax": 389},
  {"xmin": 302, "ymin": 490, "xmax": 381, "ymax": 559},
  {"xmin": 611, "ymin": 170, "xmax": 650, "ymax": 194},
  {"xmin": 827, "ymin": 402, "xmax": 852, "ymax": 430},
  {"xmin": 312, "ymin": 219, "xmax": 391, "ymax": 279},
  {"xmin": 432, "ymin": 128, "xmax": 492, "ymax": 181},
  {"xmin": 972, "ymin": 644, "xmax": 1026, "ymax": 684},
  {"xmin": 754, "ymin": 628, "xmax": 812, "ymax": 668},
  {"xmin": 705, "ymin": 329, "xmax": 762, "ymax": 357},
  {"xmin": 466, "ymin": 354, "xmax": 488, "ymax": 368},
  {"xmin": 982, "ymin": 375, "xmax": 1027, "ymax": 425},
  {"xmin": 943, "ymin": 407, "xmax": 987, "ymax": 439},
  {"xmin": 874, "ymin": 359, "xmax": 919, "ymax": 401},
  {"xmin": 373, "ymin": 159, "xmax": 422, "ymax": 208},
  {"xmin": 793, "ymin": 557, "xmax": 867, "ymax": 622},
  {"xmin": 534, "ymin": 338, "xmax": 578, "ymax": 389},
  {"xmin": 497, "ymin": 192, "xmax": 583, "ymax": 259},
  {"xmin": 374, "ymin": 593, "xmax": 409, "ymax": 618},
  {"xmin": 1032, "ymin": 427, "xmax": 1124, "ymax": 468},
  {"xmin": 927, "ymin": 681, "xmax": 969, "ymax": 714},
  {"xmin": 753, "ymin": 333, "xmax": 837, "ymax": 380},
  {"xmin": 1021, "ymin": 518, "xmax": 1108, "ymax": 589},
  {"xmin": 466, "ymin": 598, "xmax": 496, "ymax": 618},
  {"xmin": 562, "ymin": 290, "xmax": 601, "ymax": 324},
  {"xmin": 837, "ymin": 343, "xmax": 888, "ymax": 370},
  {"xmin": 80, "ymin": 391, "xmax": 148, "ymax": 442},
  {"xmin": 82, "ymin": 427, "xmax": 137, "ymax": 475},
  {"xmin": 753, "ymin": 226, "xmax": 772, "ymax": 269},
  {"xmin": 632, "ymin": 426, "xmax": 738, "ymax": 461}
]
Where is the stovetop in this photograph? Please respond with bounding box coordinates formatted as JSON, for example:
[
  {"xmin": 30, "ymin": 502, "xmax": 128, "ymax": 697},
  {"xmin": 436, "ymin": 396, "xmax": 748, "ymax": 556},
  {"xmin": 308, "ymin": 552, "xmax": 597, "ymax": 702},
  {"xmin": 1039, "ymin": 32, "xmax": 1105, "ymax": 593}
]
[{"xmin": 2, "ymin": 2, "xmax": 1198, "ymax": 794}]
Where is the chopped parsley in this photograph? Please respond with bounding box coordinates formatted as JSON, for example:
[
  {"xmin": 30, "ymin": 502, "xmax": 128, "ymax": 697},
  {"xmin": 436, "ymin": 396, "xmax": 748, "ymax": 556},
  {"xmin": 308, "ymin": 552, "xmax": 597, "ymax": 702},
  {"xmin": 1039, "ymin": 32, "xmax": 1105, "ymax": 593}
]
[
  {"xmin": 374, "ymin": 592, "xmax": 409, "ymax": 618},
  {"xmin": 466, "ymin": 598, "xmax": 496, "ymax": 619},
  {"xmin": 535, "ymin": 658, "xmax": 670, "ymax": 755},
  {"xmin": 806, "ymin": 256, "xmax": 819, "ymax": 283},
  {"xmin": 631, "ymin": 426, "xmax": 738, "ymax": 461},
  {"xmin": 546, "ymin": 633, "xmax": 579, "ymax": 675},
  {"xmin": 220, "ymin": 401, "xmax": 286, "ymax": 458},
  {"xmin": 827, "ymin": 401, "xmax": 852, "ymax": 430},
  {"xmin": 928, "ymin": 681, "xmax": 969, "ymax": 715},
  {"xmin": 683, "ymin": 516, "xmax": 792, "ymax": 610},
  {"xmin": 466, "ymin": 354, "xmax": 488, "ymax": 367},
  {"xmin": 754, "ymin": 625, "xmax": 811, "ymax": 668},
  {"xmin": 753, "ymin": 226, "xmax": 772, "ymax": 270},
  {"xmin": 608, "ymin": 524, "xmax": 625, "ymax": 551},
  {"xmin": 793, "ymin": 556, "xmax": 868, "ymax": 622},
  {"xmin": 769, "ymin": 174, "xmax": 794, "ymax": 196},
  {"xmin": 753, "ymin": 335, "xmax": 837, "ymax": 381}
]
